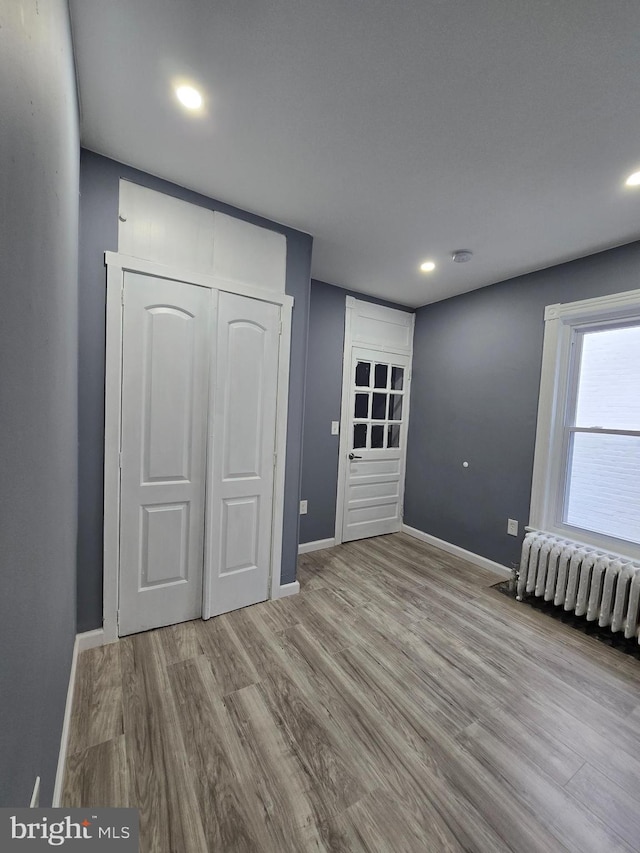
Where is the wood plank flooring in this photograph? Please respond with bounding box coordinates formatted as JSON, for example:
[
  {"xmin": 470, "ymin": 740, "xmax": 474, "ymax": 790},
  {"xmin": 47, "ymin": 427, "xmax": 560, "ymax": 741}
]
[{"xmin": 62, "ymin": 533, "xmax": 640, "ymax": 852}]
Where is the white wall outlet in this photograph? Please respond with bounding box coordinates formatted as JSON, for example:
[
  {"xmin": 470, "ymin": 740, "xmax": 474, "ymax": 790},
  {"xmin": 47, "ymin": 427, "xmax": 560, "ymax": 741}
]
[
  {"xmin": 300, "ymin": 500, "xmax": 308, "ymax": 515},
  {"xmin": 331, "ymin": 421, "xmax": 339, "ymax": 435},
  {"xmin": 30, "ymin": 776, "xmax": 40, "ymax": 808},
  {"xmin": 507, "ymin": 518, "xmax": 519, "ymax": 536}
]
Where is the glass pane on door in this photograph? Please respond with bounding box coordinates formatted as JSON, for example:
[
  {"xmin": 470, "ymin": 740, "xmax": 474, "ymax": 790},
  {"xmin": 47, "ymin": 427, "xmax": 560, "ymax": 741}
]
[
  {"xmin": 355, "ymin": 361, "xmax": 371, "ymax": 387},
  {"xmin": 372, "ymin": 393, "xmax": 387, "ymax": 419},
  {"xmin": 353, "ymin": 423, "xmax": 367, "ymax": 449},
  {"xmin": 371, "ymin": 424, "xmax": 385, "ymax": 448},
  {"xmin": 391, "ymin": 367, "xmax": 404, "ymax": 390},
  {"xmin": 374, "ymin": 363, "xmax": 388, "ymax": 388},
  {"xmin": 354, "ymin": 393, "xmax": 369, "ymax": 418},
  {"xmin": 389, "ymin": 394, "xmax": 403, "ymax": 420}
]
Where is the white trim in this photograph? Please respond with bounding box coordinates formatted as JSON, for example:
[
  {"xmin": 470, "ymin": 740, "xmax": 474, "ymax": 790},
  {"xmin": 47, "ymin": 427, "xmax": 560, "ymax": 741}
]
[
  {"xmin": 52, "ymin": 637, "xmax": 78, "ymax": 807},
  {"xmin": 544, "ymin": 286, "xmax": 640, "ymax": 322},
  {"xmin": 269, "ymin": 300, "xmax": 293, "ymax": 600},
  {"xmin": 52, "ymin": 629, "xmax": 108, "ymax": 807},
  {"xmin": 76, "ymin": 628, "xmax": 106, "ymax": 652},
  {"xmin": 104, "ymin": 252, "xmax": 293, "ymax": 310},
  {"xmin": 30, "ymin": 777, "xmax": 40, "ymax": 808},
  {"xmin": 530, "ymin": 288, "xmax": 640, "ymax": 562},
  {"xmin": 402, "ymin": 524, "xmax": 512, "ymax": 578},
  {"xmin": 103, "ymin": 261, "xmax": 124, "ymax": 644},
  {"xmin": 276, "ymin": 581, "xmax": 300, "ymax": 598},
  {"xmin": 201, "ymin": 289, "xmax": 220, "ymax": 621},
  {"xmin": 334, "ymin": 297, "xmax": 355, "ymax": 545},
  {"xmin": 103, "ymin": 252, "xmax": 293, "ymax": 637},
  {"xmin": 298, "ymin": 537, "xmax": 336, "ymax": 554}
]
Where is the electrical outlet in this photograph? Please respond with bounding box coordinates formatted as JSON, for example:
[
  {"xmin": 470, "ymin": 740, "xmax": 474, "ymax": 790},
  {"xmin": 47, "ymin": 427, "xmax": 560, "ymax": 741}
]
[
  {"xmin": 331, "ymin": 421, "xmax": 339, "ymax": 435},
  {"xmin": 300, "ymin": 500, "xmax": 308, "ymax": 515},
  {"xmin": 507, "ymin": 518, "xmax": 518, "ymax": 536}
]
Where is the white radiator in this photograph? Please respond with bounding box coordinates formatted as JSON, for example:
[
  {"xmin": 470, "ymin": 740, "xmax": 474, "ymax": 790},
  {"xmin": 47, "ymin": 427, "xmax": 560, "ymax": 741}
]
[{"xmin": 517, "ymin": 530, "xmax": 640, "ymax": 645}]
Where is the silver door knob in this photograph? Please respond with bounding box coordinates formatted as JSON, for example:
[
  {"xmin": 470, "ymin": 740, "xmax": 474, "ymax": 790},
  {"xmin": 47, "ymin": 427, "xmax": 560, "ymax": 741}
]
[{"xmin": 349, "ymin": 453, "xmax": 362, "ymax": 460}]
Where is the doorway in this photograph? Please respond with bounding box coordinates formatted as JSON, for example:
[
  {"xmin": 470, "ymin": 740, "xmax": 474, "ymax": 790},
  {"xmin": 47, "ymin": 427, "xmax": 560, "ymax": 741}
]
[
  {"xmin": 335, "ymin": 298, "xmax": 414, "ymax": 544},
  {"xmin": 103, "ymin": 256, "xmax": 292, "ymax": 639}
]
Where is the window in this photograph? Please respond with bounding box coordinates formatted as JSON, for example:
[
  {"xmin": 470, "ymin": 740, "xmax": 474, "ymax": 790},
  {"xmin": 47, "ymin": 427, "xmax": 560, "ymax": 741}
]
[{"xmin": 530, "ymin": 290, "xmax": 640, "ymax": 560}]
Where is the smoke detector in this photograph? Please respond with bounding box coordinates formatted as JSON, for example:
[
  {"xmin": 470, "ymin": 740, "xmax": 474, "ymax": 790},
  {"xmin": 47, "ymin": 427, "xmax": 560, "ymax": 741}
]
[{"xmin": 452, "ymin": 250, "xmax": 473, "ymax": 263}]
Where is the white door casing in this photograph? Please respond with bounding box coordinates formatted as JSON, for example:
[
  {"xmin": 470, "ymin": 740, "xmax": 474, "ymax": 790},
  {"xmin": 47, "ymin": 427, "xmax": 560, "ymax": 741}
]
[
  {"xmin": 118, "ymin": 273, "xmax": 211, "ymax": 636},
  {"xmin": 204, "ymin": 292, "xmax": 281, "ymax": 617},
  {"xmin": 336, "ymin": 297, "xmax": 414, "ymax": 544}
]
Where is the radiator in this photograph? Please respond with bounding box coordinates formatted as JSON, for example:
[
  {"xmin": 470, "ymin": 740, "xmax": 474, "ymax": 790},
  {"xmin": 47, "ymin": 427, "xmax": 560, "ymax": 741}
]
[{"xmin": 517, "ymin": 530, "xmax": 640, "ymax": 645}]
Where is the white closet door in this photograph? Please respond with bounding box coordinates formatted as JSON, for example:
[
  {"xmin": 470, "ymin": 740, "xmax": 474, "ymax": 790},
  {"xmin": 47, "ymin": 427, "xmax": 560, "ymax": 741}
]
[
  {"xmin": 205, "ymin": 292, "xmax": 280, "ymax": 617},
  {"xmin": 118, "ymin": 273, "xmax": 210, "ymax": 636}
]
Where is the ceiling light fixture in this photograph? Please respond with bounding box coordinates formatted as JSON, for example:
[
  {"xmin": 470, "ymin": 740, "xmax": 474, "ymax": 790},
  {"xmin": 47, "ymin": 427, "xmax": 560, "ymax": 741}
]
[
  {"xmin": 176, "ymin": 85, "xmax": 203, "ymax": 110},
  {"xmin": 452, "ymin": 250, "xmax": 473, "ymax": 263},
  {"xmin": 625, "ymin": 170, "xmax": 640, "ymax": 187},
  {"xmin": 420, "ymin": 260, "xmax": 436, "ymax": 273}
]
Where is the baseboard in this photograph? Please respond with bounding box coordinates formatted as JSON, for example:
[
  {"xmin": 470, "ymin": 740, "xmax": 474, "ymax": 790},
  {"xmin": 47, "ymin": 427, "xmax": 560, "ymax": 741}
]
[
  {"xmin": 52, "ymin": 629, "xmax": 105, "ymax": 806},
  {"xmin": 276, "ymin": 581, "xmax": 300, "ymax": 599},
  {"xmin": 298, "ymin": 537, "xmax": 336, "ymax": 555},
  {"xmin": 52, "ymin": 637, "xmax": 79, "ymax": 806},
  {"xmin": 401, "ymin": 524, "xmax": 512, "ymax": 578},
  {"xmin": 76, "ymin": 628, "xmax": 105, "ymax": 652}
]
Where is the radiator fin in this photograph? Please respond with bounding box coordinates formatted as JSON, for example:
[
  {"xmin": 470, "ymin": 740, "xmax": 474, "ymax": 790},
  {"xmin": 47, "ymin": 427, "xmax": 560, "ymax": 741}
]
[{"xmin": 518, "ymin": 531, "xmax": 640, "ymax": 645}]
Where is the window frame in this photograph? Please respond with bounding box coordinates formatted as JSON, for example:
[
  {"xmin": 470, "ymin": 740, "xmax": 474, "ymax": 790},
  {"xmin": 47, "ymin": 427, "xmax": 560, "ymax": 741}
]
[{"xmin": 530, "ymin": 287, "xmax": 640, "ymax": 561}]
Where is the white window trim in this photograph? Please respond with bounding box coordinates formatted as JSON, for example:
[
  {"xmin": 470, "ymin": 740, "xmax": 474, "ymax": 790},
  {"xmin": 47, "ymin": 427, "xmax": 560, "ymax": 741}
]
[{"xmin": 529, "ymin": 286, "xmax": 640, "ymax": 561}]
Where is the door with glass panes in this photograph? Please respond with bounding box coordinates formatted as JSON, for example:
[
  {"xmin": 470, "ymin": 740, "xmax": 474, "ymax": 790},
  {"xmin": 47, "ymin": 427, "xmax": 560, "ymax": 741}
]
[{"xmin": 341, "ymin": 346, "xmax": 411, "ymax": 541}]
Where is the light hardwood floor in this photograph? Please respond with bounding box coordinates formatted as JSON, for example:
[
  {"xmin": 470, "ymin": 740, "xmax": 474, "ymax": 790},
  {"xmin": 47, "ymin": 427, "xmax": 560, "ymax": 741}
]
[{"xmin": 63, "ymin": 533, "xmax": 640, "ymax": 852}]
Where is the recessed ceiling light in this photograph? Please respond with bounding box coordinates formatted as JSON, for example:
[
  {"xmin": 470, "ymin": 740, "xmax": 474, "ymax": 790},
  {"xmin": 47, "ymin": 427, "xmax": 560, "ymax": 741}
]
[
  {"xmin": 420, "ymin": 260, "xmax": 436, "ymax": 273},
  {"xmin": 176, "ymin": 85, "xmax": 203, "ymax": 110},
  {"xmin": 625, "ymin": 170, "xmax": 640, "ymax": 187},
  {"xmin": 452, "ymin": 250, "xmax": 473, "ymax": 263}
]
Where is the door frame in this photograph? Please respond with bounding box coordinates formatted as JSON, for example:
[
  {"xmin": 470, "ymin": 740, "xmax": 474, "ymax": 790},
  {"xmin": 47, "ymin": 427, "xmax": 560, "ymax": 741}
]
[
  {"xmin": 334, "ymin": 296, "xmax": 415, "ymax": 545},
  {"xmin": 103, "ymin": 251, "xmax": 293, "ymax": 642}
]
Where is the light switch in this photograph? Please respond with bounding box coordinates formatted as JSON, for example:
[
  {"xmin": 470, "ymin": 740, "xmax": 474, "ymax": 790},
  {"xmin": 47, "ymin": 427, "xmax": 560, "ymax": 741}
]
[
  {"xmin": 331, "ymin": 421, "xmax": 339, "ymax": 435},
  {"xmin": 300, "ymin": 500, "xmax": 308, "ymax": 515}
]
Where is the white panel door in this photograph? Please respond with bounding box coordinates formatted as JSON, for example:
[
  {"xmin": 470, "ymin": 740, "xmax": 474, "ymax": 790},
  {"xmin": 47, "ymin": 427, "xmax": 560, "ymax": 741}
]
[
  {"xmin": 118, "ymin": 273, "xmax": 211, "ymax": 636},
  {"xmin": 205, "ymin": 292, "xmax": 280, "ymax": 617},
  {"xmin": 342, "ymin": 347, "xmax": 411, "ymax": 542}
]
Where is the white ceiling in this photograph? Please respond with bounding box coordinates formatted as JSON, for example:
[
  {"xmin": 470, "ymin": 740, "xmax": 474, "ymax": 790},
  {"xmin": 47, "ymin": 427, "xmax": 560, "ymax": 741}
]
[{"xmin": 69, "ymin": 0, "xmax": 640, "ymax": 307}]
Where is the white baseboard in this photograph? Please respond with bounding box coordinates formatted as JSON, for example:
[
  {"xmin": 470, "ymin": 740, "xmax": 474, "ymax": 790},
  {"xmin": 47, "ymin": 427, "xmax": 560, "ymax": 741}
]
[
  {"xmin": 276, "ymin": 581, "xmax": 300, "ymax": 599},
  {"xmin": 401, "ymin": 524, "xmax": 512, "ymax": 578},
  {"xmin": 52, "ymin": 629, "xmax": 105, "ymax": 806},
  {"xmin": 52, "ymin": 637, "xmax": 79, "ymax": 807},
  {"xmin": 76, "ymin": 628, "xmax": 106, "ymax": 652},
  {"xmin": 298, "ymin": 537, "xmax": 336, "ymax": 555}
]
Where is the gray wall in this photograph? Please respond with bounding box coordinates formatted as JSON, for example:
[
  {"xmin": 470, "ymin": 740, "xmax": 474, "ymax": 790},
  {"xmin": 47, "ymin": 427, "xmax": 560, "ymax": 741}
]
[
  {"xmin": 78, "ymin": 151, "xmax": 312, "ymax": 631},
  {"xmin": 300, "ymin": 280, "xmax": 410, "ymax": 543},
  {"xmin": 404, "ymin": 241, "xmax": 640, "ymax": 569},
  {"xmin": 0, "ymin": 0, "xmax": 79, "ymax": 806}
]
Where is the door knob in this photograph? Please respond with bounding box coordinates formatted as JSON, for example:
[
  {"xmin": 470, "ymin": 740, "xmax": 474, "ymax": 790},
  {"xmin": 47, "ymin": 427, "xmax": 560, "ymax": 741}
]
[{"xmin": 349, "ymin": 453, "xmax": 362, "ymax": 460}]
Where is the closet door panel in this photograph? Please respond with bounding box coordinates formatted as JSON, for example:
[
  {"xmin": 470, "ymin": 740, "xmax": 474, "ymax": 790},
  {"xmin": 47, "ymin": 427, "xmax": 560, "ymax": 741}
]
[
  {"xmin": 205, "ymin": 292, "xmax": 280, "ymax": 617},
  {"xmin": 118, "ymin": 273, "xmax": 210, "ymax": 635}
]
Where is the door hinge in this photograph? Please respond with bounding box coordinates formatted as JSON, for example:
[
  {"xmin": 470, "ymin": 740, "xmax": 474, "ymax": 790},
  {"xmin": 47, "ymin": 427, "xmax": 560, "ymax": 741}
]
[
  {"xmin": 119, "ymin": 450, "xmax": 123, "ymax": 469},
  {"xmin": 278, "ymin": 320, "xmax": 283, "ymax": 336},
  {"xmin": 273, "ymin": 451, "xmax": 278, "ymax": 468},
  {"xmin": 120, "ymin": 288, "xmax": 124, "ymax": 306}
]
